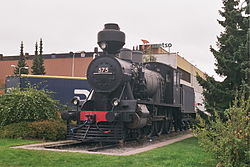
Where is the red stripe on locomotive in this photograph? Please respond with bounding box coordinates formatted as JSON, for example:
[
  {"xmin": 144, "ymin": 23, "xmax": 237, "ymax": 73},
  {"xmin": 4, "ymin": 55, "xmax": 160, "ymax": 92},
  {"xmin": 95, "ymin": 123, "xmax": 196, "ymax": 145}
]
[{"xmin": 80, "ymin": 111, "xmax": 108, "ymax": 122}]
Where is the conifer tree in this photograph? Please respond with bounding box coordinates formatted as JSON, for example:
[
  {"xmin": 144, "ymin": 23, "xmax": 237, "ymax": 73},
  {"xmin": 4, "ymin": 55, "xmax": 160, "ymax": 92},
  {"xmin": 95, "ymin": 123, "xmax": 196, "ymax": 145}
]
[
  {"xmin": 31, "ymin": 42, "xmax": 40, "ymax": 74},
  {"xmin": 31, "ymin": 39, "xmax": 46, "ymax": 75},
  {"xmin": 39, "ymin": 38, "xmax": 46, "ymax": 74},
  {"xmin": 14, "ymin": 41, "xmax": 29, "ymax": 75},
  {"xmin": 197, "ymin": 0, "xmax": 249, "ymax": 115}
]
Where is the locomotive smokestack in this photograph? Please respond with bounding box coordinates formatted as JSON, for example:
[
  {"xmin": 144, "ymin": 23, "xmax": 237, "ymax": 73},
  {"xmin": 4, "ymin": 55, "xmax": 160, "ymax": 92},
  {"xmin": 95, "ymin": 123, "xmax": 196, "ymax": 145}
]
[
  {"xmin": 97, "ymin": 23, "xmax": 125, "ymax": 54},
  {"xmin": 104, "ymin": 23, "xmax": 120, "ymax": 30}
]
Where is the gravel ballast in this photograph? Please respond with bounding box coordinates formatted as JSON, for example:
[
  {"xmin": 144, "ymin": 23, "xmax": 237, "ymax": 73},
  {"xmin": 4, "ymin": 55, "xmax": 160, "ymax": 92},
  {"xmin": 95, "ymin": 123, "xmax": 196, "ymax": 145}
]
[{"xmin": 12, "ymin": 132, "xmax": 193, "ymax": 156}]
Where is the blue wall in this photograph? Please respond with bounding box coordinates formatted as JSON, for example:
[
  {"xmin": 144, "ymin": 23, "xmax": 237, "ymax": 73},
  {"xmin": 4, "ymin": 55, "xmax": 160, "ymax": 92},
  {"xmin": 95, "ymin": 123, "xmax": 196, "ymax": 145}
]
[{"xmin": 6, "ymin": 76, "xmax": 91, "ymax": 106}]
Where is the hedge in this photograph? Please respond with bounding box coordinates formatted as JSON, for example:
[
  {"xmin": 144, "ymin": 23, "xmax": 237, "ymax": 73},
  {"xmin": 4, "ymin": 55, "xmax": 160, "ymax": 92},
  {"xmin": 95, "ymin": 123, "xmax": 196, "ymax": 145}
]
[
  {"xmin": 0, "ymin": 120, "xmax": 67, "ymax": 141},
  {"xmin": 0, "ymin": 88, "xmax": 62, "ymax": 127}
]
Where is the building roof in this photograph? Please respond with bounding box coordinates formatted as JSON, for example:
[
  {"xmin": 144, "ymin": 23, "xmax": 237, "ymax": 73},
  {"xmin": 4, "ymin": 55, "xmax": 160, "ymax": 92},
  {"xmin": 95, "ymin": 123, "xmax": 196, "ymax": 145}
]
[
  {"xmin": 0, "ymin": 52, "xmax": 99, "ymax": 61},
  {"xmin": 139, "ymin": 44, "xmax": 169, "ymax": 54}
]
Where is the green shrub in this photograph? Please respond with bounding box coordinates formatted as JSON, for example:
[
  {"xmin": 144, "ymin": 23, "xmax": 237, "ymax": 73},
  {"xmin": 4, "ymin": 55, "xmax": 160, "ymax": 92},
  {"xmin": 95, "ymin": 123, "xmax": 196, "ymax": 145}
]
[
  {"xmin": 193, "ymin": 96, "xmax": 250, "ymax": 167},
  {"xmin": 0, "ymin": 122, "xmax": 30, "ymax": 139},
  {"xmin": 0, "ymin": 88, "xmax": 62, "ymax": 126},
  {"xmin": 0, "ymin": 120, "xmax": 66, "ymax": 141},
  {"xmin": 28, "ymin": 120, "xmax": 67, "ymax": 140}
]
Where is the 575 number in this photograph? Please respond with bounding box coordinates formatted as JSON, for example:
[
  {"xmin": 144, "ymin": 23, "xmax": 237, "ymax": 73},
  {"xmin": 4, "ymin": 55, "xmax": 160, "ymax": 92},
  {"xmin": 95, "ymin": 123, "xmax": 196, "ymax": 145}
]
[{"xmin": 98, "ymin": 67, "xmax": 109, "ymax": 73}]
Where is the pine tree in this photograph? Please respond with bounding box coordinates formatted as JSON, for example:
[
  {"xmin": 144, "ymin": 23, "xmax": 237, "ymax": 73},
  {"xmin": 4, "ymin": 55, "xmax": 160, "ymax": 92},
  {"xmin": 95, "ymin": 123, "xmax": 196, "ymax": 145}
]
[
  {"xmin": 31, "ymin": 39, "xmax": 46, "ymax": 75},
  {"xmin": 39, "ymin": 38, "xmax": 46, "ymax": 74},
  {"xmin": 31, "ymin": 42, "xmax": 40, "ymax": 74},
  {"xmin": 197, "ymin": 0, "xmax": 249, "ymax": 115},
  {"xmin": 14, "ymin": 41, "xmax": 29, "ymax": 75}
]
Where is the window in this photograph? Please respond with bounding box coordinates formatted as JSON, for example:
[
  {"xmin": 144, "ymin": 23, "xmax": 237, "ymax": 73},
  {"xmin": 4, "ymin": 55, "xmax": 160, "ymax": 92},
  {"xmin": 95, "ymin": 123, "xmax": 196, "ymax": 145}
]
[
  {"xmin": 165, "ymin": 73, "xmax": 170, "ymax": 83},
  {"xmin": 177, "ymin": 67, "xmax": 191, "ymax": 83}
]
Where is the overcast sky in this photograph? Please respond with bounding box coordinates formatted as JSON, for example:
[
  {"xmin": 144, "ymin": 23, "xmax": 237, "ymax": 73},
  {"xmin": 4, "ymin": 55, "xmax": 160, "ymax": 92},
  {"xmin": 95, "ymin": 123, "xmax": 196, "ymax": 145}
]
[{"xmin": 0, "ymin": 0, "xmax": 224, "ymax": 79}]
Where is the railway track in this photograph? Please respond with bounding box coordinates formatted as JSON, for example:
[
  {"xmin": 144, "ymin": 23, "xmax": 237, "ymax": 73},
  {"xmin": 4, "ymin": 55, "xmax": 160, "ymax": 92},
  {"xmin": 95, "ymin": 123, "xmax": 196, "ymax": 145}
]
[
  {"xmin": 44, "ymin": 139, "xmax": 119, "ymax": 152},
  {"xmin": 11, "ymin": 130, "xmax": 192, "ymax": 156},
  {"xmin": 42, "ymin": 130, "xmax": 191, "ymax": 152}
]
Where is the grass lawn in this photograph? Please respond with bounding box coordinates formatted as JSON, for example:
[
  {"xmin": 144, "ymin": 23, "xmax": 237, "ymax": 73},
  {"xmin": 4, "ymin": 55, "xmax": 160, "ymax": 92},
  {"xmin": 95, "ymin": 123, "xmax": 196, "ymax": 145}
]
[{"xmin": 0, "ymin": 137, "xmax": 216, "ymax": 167}]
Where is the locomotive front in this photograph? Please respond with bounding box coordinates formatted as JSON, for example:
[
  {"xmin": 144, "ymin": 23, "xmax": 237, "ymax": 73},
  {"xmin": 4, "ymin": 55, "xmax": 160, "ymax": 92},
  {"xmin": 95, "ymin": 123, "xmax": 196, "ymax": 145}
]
[
  {"xmin": 62, "ymin": 24, "xmax": 144, "ymax": 141},
  {"xmin": 87, "ymin": 55, "xmax": 132, "ymax": 93}
]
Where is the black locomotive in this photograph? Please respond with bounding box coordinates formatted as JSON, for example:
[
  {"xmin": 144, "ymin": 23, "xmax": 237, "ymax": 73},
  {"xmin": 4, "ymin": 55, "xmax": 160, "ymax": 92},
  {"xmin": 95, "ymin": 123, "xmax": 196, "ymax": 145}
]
[{"xmin": 62, "ymin": 23, "xmax": 195, "ymax": 142}]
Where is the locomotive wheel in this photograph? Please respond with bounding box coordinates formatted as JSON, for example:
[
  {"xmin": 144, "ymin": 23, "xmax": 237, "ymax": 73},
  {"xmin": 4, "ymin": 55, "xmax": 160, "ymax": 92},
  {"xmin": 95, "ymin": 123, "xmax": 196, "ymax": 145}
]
[
  {"xmin": 142, "ymin": 105, "xmax": 155, "ymax": 137},
  {"xmin": 181, "ymin": 121, "xmax": 186, "ymax": 130},
  {"xmin": 126, "ymin": 129, "xmax": 142, "ymax": 140},
  {"xmin": 154, "ymin": 108, "xmax": 164, "ymax": 136},
  {"xmin": 142, "ymin": 124, "xmax": 154, "ymax": 138},
  {"xmin": 135, "ymin": 129, "xmax": 143, "ymax": 140},
  {"xmin": 155, "ymin": 122, "xmax": 164, "ymax": 136},
  {"xmin": 186, "ymin": 120, "xmax": 191, "ymax": 129},
  {"xmin": 182, "ymin": 120, "xmax": 190, "ymax": 130},
  {"xmin": 132, "ymin": 129, "xmax": 143, "ymax": 140},
  {"xmin": 164, "ymin": 111, "xmax": 173, "ymax": 134}
]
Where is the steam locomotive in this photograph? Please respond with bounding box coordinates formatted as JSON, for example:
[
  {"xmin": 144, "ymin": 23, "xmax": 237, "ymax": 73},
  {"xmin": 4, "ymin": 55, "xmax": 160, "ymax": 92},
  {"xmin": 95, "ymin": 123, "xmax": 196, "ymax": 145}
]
[{"xmin": 62, "ymin": 23, "xmax": 195, "ymax": 142}]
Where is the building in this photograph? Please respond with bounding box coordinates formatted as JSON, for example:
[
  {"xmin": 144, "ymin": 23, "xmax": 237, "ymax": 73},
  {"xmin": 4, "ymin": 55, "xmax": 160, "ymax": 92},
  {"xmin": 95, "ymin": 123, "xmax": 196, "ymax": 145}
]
[
  {"xmin": 0, "ymin": 52, "xmax": 95, "ymax": 94},
  {"xmin": 1, "ymin": 45, "xmax": 206, "ymax": 110},
  {"xmin": 139, "ymin": 44, "xmax": 206, "ymax": 111}
]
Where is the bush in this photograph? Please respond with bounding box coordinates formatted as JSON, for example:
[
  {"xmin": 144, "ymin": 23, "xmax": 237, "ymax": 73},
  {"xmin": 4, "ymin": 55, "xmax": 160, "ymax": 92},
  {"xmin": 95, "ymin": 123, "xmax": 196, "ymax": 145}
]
[
  {"xmin": 0, "ymin": 122, "xmax": 30, "ymax": 139},
  {"xmin": 0, "ymin": 88, "xmax": 62, "ymax": 126},
  {"xmin": 28, "ymin": 120, "xmax": 67, "ymax": 141},
  {"xmin": 193, "ymin": 96, "xmax": 250, "ymax": 167},
  {"xmin": 0, "ymin": 120, "xmax": 67, "ymax": 141}
]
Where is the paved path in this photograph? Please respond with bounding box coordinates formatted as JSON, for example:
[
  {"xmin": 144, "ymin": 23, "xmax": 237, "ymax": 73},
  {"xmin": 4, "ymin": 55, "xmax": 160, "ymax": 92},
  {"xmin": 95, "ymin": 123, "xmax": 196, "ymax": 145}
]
[{"xmin": 12, "ymin": 133, "xmax": 193, "ymax": 156}]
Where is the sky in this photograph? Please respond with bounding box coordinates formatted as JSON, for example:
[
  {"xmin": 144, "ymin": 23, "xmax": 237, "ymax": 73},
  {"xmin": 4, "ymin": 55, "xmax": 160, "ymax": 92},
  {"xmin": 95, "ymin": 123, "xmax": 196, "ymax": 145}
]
[{"xmin": 0, "ymin": 0, "xmax": 224, "ymax": 79}]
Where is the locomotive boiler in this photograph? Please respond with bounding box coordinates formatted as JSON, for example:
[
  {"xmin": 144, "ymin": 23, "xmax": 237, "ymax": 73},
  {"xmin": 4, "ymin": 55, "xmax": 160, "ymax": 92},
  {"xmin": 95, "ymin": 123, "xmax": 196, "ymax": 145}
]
[{"xmin": 62, "ymin": 23, "xmax": 195, "ymax": 142}]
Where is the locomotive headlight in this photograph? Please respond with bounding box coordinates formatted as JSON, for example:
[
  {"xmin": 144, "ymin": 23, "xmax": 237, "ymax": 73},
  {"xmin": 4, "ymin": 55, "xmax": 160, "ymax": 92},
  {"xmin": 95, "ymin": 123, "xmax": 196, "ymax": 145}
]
[
  {"xmin": 71, "ymin": 96, "xmax": 80, "ymax": 106},
  {"xmin": 112, "ymin": 98, "xmax": 120, "ymax": 107},
  {"xmin": 99, "ymin": 42, "xmax": 107, "ymax": 50}
]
